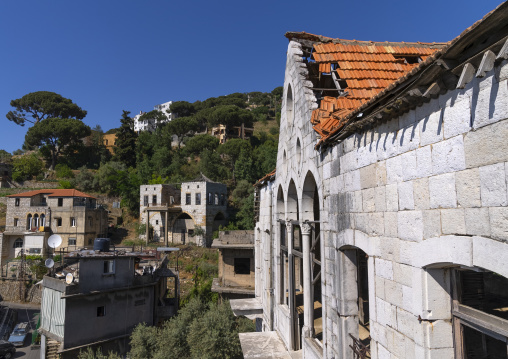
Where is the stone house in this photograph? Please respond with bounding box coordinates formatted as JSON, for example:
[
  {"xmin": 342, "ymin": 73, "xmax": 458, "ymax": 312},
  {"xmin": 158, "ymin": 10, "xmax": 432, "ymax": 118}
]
[
  {"xmin": 211, "ymin": 123, "xmax": 254, "ymax": 144},
  {"xmin": 245, "ymin": 3, "xmax": 508, "ymax": 359},
  {"xmin": 211, "ymin": 230, "xmax": 256, "ymax": 300},
  {"xmin": 39, "ymin": 249, "xmax": 178, "ymax": 358},
  {"xmin": 140, "ymin": 174, "xmax": 228, "ymax": 246},
  {"xmin": 0, "ymin": 189, "xmax": 108, "ymax": 270}
]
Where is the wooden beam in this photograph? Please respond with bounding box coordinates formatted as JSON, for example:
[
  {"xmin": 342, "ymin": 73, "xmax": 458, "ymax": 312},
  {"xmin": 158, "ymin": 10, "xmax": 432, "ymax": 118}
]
[
  {"xmin": 476, "ymin": 50, "xmax": 496, "ymax": 78},
  {"xmin": 423, "ymin": 82, "xmax": 441, "ymax": 98},
  {"xmin": 436, "ymin": 58, "xmax": 459, "ymax": 70},
  {"xmin": 496, "ymin": 38, "xmax": 508, "ymax": 60},
  {"xmin": 457, "ymin": 63, "xmax": 476, "ymax": 89}
]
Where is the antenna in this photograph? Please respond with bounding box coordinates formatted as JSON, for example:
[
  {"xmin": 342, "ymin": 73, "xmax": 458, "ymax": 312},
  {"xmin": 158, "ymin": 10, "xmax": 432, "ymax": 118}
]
[
  {"xmin": 48, "ymin": 235, "xmax": 62, "ymax": 249},
  {"xmin": 44, "ymin": 259, "xmax": 54, "ymax": 269},
  {"xmin": 65, "ymin": 273, "xmax": 74, "ymax": 284}
]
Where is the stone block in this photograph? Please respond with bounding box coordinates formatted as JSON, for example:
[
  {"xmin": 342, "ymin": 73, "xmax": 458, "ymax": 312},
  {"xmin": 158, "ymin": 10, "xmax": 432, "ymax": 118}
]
[
  {"xmin": 384, "ymin": 212, "xmax": 398, "ymax": 237},
  {"xmin": 441, "ymin": 208, "xmax": 466, "ymax": 235},
  {"xmin": 398, "ymin": 181, "xmax": 415, "ymax": 210},
  {"xmin": 377, "ymin": 343, "xmax": 390, "ymax": 359},
  {"xmin": 472, "ymin": 74, "xmax": 508, "ymax": 129},
  {"xmin": 376, "ymin": 161, "xmax": 387, "ymax": 186},
  {"xmin": 353, "ymin": 190, "xmax": 363, "ymax": 212},
  {"xmin": 393, "ymin": 263, "xmax": 413, "ymax": 287},
  {"xmin": 431, "ymin": 135, "xmax": 466, "ymax": 175},
  {"xmin": 465, "ymin": 208, "xmax": 490, "ymax": 236},
  {"xmin": 375, "ymin": 258, "xmax": 394, "ymax": 280},
  {"xmin": 360, "ymin": 163, "xmax": 377, "ymax": 189},
  {"xmin": 344, "ymin": 169, "xmax": 361, "ymax": 192},
  {"xmin": 396, "ymin": 307, "xmax": 418, "ymax": 338},
  {"xmin": 424, "ymin": 320, "xmax": 454, "ymax": 349},
  {"xmin": 368, "ymin": 212, "xmax": 385, "ymax": 236},
  {"xmin": 473, "ymin": 236, "xmax": 508, "ymax": 278},
  {"xmin": 443, "ymin": 97, "xmax": 471, "ymax": 139},
  {"xmin": 375, "ymin": 277, "xmax": 386, "ymax": 301},
  {"xmin": 401, "ymin": 284, "xmax": 413, "ymax": 313},
  {"xmin": 464, "ymin": 119, "xmax": 508, "ymax": 168},
  {"xmin": 489, "ymin": 207, "xmax": 508, "ymax": 242},
  {"xmin": 362, "ymin": 188, "xmax": 376, "ymax": 212},
  {"xmin": 429, "ymin": 173, "xmax": 457, "ymax": 209},
  {"xmin": 400, "ymin": 151, "xmax": 418, "ymax": 181},
  {"xmin": 375, "ymin": 186, "xmax": 387, "ymax": 212},
  {"xmin": 357, "ymin": 142, "xmax": 377, "ymax": 168},
  {"xmin": 386, "ymin": 155, "xmax": 403, "ymax": 183},
  {"xmin": 419, "ymin": 103, "xmax": 444, "ymax": 146},
  {"xmin": 480, "ymin": 163, "xmax": 508, "ymax": 206},
  {"xmin": 413, "ymin": 236, "xmax": 473, "ymax": 270},
  {"xmin": 398, "ymin": 211, "xmax": 423, "ymax": 242},
  {"xmin": 416, "ymin": 145, "xmax": 433, "ymax": 178},
  {"xmin": 413, "ymin": 178, "xmax": 430, "ymax": 210},
  {"xmin": 397, "ymin": 123, "xmax": 420, "ymax": 155},
  {"xmin": 386, "ymin": 184, "xmax": 399, "ymax": 212},
  {"xmin": 423, "ymin": 210, "xmax": 442, "ymax": 239},
  {"xmin": 455, "ymin": 168, "xmax": 481, "ymax": 207},
  {"xmin": 376, "ymin": 297, "xmax": 397, "ymax": 328},
  {"xmin": 340, "ymin": 150, "xmax": 358, "ymax": 174},
  {"xmin": 376, "ymin": 236, "xmax": 401, "ymax": 262}
]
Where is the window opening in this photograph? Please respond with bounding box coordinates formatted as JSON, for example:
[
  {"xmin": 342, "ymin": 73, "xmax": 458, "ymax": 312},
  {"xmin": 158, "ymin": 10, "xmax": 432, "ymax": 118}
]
[
  {"xmin": 68, "ymin": 237, "xmax": 76, "ymax": 246},
  {"xmin": 234, "ymin": 258, "xmax": 250, "ymax": 275},
  {"xmin": 56, "ymin": 218, "xmax": 62, "ymax": 227},
  {"xmin": 143, "ymin": 196, "xmax": 148, "ymax": 206},
  {"xmin": 70, "ymin": 217, "xmax": 76, "ymax": 227},
  {"xmin": 26, "ymin": 214, "xmax": 32, "ymax": 230},
  {"xmin": 15, "ymin": 198, "xmax": 19, "ymax": 207},
  {"xmin": 452, "ymin": 268, "xmax": 508, "ymax": 358},
  {"xmin": 152, "ymin": 195, "xmax": 157, "ymax": 205},
  {"xmin": 13, "ymin": 238, "xmax": 23, "ymax": 248},
  {"xmin": 57, "ymin": 198, "xmax": 63, "ymax": 207},
  {"xmin": 195, "ymin": 193, "xmax": 201, "ymax": 205},
  {"xmin": 214, "ymin": 193, "xmax": 219, "ymax": 205},
  {"xmin": 103, "ymin": 260, "xmax": 115, "ymax": 274},
  {"xmin": 97, "ymin": 306, "xmax": 106, "ymax": 317},
  {"xmin": 185, "ymin": 193, "xmax": 191, "ymax": 205},
  {"xmin": 14, "ymin": 218, "xmax": 18, "ymax": 227},
  {"xmin": 208, "ymin": 193, "xmax": 212, "ymax": 205}
]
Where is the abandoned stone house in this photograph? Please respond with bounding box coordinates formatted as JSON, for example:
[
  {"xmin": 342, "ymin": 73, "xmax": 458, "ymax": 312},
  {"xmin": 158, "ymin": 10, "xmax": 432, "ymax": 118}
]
[
  {"xmin": 0, "ymin": 189, "xmax": 108, "ymax": 271},
  {"xmin": 211, "ymin": 230, "xmax": 256, "ymax": 300},
  {"xmin": 39, "ymin": 249, "xmax": 178, "ymax": 358},
  {"xmin": 245, "ymin": 3, "xmax": 508, "ymax": 359},
  {"xmin": 140, "ymin": 174, "xmax": 228, "ymax": 246}
]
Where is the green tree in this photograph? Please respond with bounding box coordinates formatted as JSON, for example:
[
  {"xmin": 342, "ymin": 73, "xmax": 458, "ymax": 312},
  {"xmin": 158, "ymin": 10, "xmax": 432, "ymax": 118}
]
[
  {"xmin": 139, "ymin": 110, "xmax": 168, "ymax": 130},
  {"xmin": 0, "ymin": 150, "xmax": 12, "ymax": 163},
  {"xmin": 72, "ymin": 167, "xmax": 95, "ymax": 192},
  {"xmin": 188, "ymin": 301, "xmax": 243, "ymax": 359},
  {"xmin": 55, "ymin": 164, "xmax": 74, "ymax": 178},
  {"xmin": 169, "ymin": 101, "xmax": 196, "ymax": 117},
  {"xmin": 93, "ymin": 161, "xmax": 127, "ymax": 195},
  {"xmin": 128, "ymin": 323, "xmax": 159, "ymax": 359},
  {"xmin": 234, "ymin": 149, "xmax": 255, "ymax": 183},
  {"xmin": 11, "ymin": 153, "xmax": 44, "ymax": 181},
  {"xmin": 6, "ymin": 91, "xmax": 86, "ymax": 126},
  {"xmin": 77, "ymin": 347, "xmax": 121, "ymax": 359},
  {"xmin": 113, "ymin": 111, "xmax": 137, "ymax": 168},
  {"xmin": 183, "ymin": 134, "xmax": 219, "ymax": 158},
  {"xmin": 24, "ymin": 118, "xmax": 91, "ymax": 170},
  {"xmin": 164, "ymin": 117, "xmax": 199, "ymax": 148}
]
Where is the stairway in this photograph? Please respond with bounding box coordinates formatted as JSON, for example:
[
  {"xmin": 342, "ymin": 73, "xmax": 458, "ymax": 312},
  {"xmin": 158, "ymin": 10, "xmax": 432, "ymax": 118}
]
[{"xmin": 46, "ymin": 340, "xmax": 60, "ymax": 359}]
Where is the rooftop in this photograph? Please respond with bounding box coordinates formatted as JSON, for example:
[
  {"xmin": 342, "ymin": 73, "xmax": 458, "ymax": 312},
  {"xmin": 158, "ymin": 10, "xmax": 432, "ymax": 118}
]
[{"xmin": 7, "ymin": 189, "xmax": 96, "ymax": 199}]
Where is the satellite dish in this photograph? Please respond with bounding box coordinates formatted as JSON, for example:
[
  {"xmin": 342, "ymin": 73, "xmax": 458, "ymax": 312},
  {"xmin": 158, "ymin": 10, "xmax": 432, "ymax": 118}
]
[
  {"xmin": 44, "ymin": 259, "xmax": 54, "ymax": 268},
  {"xmin": 65, "ymin": 273, "xmax": 74, "ymax": 284},
  {"xmin": 48, "ymin": 235, "xmax": 62, "ymax": 249}
]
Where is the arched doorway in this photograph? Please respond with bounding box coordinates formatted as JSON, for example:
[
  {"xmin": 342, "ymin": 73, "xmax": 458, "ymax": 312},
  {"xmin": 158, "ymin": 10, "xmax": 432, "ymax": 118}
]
[{"xmin": 172, "ymin": 213, "xmax": 195, "ymax": 245}]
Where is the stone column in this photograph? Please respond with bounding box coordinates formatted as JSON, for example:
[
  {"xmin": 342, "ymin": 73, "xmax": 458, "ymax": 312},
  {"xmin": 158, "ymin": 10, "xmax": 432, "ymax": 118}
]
[
  {"xmin": 286, "ymin": 220, "xmax": 295, "ymax": 349},
  {"xmin": 301, "ymin": 221, "xmax": 313, "ymax": 338}
]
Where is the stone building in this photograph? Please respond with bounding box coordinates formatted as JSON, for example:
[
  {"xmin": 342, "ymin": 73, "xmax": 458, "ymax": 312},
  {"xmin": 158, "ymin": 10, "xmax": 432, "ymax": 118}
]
[
  {"xmin": 246, "ymin": 4, "xmax": 508, "ymax": 359},
  {"xmin": 102, "ymin": 133, "xmax": 117, "ymax": 154},
  {"xmin": 211, "ymin": 123, "xmax": 254, "ymax": 144},
  {"xmin": 39, "ymin": 249, "xmax": 178, "ymax": 358},
  {"xmin": 0, "ymin": 189, "xmax": 108, "ymax": 270},
  {"xmin": 140, "ymin": 174, "xmax": 228, "ymax": 246},
  {"xmin": 211, "ymin": 230, "xmax": 256, "ymax": 300}
]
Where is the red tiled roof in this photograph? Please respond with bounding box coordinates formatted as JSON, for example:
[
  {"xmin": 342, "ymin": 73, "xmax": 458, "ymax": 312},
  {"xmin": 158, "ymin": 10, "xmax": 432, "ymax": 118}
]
[
  {"xmin": 7, "ymin": 189, "xmax": 96, "ymax": 199},
  {"xmin": 294, "ymin": 36, "xmax": 445, "ymax": 141}
]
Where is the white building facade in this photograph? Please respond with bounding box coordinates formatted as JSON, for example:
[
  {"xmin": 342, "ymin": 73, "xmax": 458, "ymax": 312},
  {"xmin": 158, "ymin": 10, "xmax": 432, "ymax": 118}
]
[
  {"xmin": 133, "ymin": 100, "xmax": 173, "ymax": 133},
  {"xmin": 248, "ymin": 4, "xmax": 508, "ymax": 359}
]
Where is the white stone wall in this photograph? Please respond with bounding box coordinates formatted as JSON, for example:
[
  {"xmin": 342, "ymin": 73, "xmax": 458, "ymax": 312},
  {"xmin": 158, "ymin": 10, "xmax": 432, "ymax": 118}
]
[{"xmin": 255, "ymin": 39, "xmax": 508, "ymax": 359}]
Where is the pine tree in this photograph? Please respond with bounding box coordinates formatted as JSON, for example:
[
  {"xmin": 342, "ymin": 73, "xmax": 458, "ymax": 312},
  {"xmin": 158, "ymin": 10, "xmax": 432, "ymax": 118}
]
[{"xmin": 113, "ymin": 111, "xmax": 137, "ymax": 168}]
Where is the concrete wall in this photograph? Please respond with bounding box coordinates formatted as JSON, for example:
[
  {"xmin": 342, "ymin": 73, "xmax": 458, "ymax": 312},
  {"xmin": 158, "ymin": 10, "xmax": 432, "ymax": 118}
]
[
  {"xmin": 255, "ymin": 40, "xmax": 508, "ymax": 358},
  {"xmin": 77, "ymin": 257, "xmax": 139, "ymax": 293},
  {"xmin": 218, "ymin": 248, "xmax": 255, "ymax": 287}
]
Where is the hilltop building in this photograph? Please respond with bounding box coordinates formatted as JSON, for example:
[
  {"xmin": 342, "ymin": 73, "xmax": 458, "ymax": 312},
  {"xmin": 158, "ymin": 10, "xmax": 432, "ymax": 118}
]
[
  {"xmin": 0, "ymin": 189, "xmax": 108, "ymax": 271},
  {"xmin": 102, "ymin": 133, "xmax": 117, "ymax": 154},
  {"xmin": 140, "ymin": 174, "xmax": 228, "ymax": 246},
  {"xmin": 211, "ymin": 123, "xmax": 254, "ymax": 144},
  {"xmin": 245, "ymin": 3, "xmax": 508, "ymax": 359},
  {"xmin": 133, "ymin": 101, "xmax": 173, "ymax": 133}
]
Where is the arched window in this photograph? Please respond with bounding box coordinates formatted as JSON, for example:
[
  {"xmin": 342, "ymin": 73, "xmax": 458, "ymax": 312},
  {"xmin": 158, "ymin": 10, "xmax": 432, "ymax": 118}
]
[
  {"xmin": 40, "ymin": 214, "xmax": 45, "ymax": 227},
  {"xmin": 13, "ymin": 238, "xmax": 23, "ymax": 248},
  {"xmin": 26, "ymin": 214, "xmax": 32, "ymax": 230},
  {"xmin": 33, "ymin": 214, "xmax": 39, "ymax": 228},
  {"xmin": 286, "ymin": 84, "xmax": 294, "ymax": 127}
]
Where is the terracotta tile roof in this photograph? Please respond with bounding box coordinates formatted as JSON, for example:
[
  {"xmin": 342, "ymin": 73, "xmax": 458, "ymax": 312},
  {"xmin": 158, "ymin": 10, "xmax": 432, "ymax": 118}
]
[
  {"xmin": 254, "ymin": 168, "xmax": 276, "ymax": 187},
  {"xmin": 7, "ymin": 189, "xmax": 96, "ymax": 199},
  {"xmin": 287, "ymin": 33, "xmax": 445, "ymax": 141}
]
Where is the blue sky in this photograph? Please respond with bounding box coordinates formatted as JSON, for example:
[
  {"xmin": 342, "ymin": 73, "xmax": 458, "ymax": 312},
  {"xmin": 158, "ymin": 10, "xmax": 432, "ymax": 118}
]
[{"xmin": 0, "ymin": 0, "xmax": 502, "ymax": 153}]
